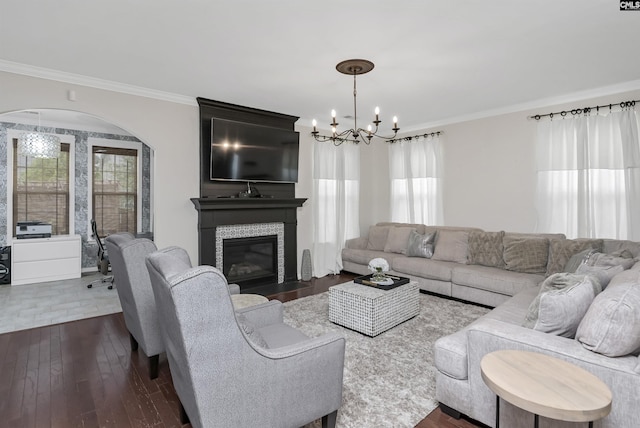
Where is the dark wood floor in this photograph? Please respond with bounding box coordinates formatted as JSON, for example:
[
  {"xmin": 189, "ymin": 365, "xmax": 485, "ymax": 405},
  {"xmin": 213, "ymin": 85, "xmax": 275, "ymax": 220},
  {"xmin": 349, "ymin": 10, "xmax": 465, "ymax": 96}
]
[{"xmin": 0, "ymin": 273, "xmax": 482, "ymax": 428}]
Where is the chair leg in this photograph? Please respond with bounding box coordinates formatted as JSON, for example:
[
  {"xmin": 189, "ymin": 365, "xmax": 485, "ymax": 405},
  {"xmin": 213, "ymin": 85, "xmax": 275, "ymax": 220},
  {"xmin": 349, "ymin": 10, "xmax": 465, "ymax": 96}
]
[
  {"xmin": 321, "ymin": 410, "xmax": 338, "ymax": 428},
  {"xmin": 149, "ymin": 354, "xmax": 159, "ymax": 380},
  {"xmin": 129, "ymin": 333, "xmax": 139, "ymax": 351},
  {"xmin": 439, "ymin": 403, "xmax": 461, "ymax": 419},
  {"xmin": 179, "ymin": 401, "xmax": 190, "ymax": 425}
]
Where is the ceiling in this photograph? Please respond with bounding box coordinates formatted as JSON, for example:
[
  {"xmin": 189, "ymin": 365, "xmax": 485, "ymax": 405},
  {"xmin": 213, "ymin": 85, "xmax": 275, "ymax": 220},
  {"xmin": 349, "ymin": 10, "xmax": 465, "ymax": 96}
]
[{"xmin": 2, "ymin": 1, "xmax": 639, "ymax": 133}]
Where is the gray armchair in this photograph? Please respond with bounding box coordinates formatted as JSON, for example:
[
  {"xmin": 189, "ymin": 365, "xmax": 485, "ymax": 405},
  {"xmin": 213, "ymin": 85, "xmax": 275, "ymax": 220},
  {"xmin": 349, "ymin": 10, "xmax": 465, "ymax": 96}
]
[
  {"xmin": 145, "ymin": 247, "xmax": 346, "ymax": 428},
  {"xmin": 105, "ymin": 233, "xmax": 163, "ymax": 379}
]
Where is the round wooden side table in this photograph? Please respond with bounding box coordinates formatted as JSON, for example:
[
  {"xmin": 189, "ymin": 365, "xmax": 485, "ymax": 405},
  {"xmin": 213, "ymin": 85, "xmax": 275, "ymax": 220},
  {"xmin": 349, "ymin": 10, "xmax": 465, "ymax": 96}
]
[
  {"xmin": 481, "ymin": 350, "xmax": 612, "ymax": 428},
  {"xmin": 231, "ymin": 293, "xmax": 269, "ymax": 309}
]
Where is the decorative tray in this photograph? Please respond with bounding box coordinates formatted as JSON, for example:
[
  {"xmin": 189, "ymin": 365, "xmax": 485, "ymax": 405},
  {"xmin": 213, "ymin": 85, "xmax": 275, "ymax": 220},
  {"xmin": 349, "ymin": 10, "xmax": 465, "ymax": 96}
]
[{"xmin": 354, "ymin": 273, "xmax": 410, "ymax": 290}]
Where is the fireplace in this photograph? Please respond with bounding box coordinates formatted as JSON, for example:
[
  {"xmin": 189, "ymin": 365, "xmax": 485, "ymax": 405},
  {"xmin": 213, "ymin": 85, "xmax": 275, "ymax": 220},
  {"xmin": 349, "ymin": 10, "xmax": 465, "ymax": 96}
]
[
  {"xmin": 191, "ymin": 198, "xmax": 306, "ymax": 290},
  {"xmin": 223, "ymin": 235, "xmax": 277, "ymax": 288}
]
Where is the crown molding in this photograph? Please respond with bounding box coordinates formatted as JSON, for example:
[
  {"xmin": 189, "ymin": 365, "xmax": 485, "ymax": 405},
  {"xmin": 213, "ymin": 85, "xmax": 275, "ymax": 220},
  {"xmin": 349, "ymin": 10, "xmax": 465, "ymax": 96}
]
[
  {"xmin": 400, "ymin": 79, "xmax": 640, "ymax": 133},
  {"xmin": 0, "ymin": 59, "xmax": 197, "ymax": 106}
]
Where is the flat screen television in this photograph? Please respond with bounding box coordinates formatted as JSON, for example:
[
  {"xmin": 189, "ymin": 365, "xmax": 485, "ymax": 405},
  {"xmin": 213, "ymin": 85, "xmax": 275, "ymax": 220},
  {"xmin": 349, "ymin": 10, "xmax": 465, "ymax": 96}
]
[{"xmin": 210, "ymin": 118, "xmax": 299, "ymax": 183}]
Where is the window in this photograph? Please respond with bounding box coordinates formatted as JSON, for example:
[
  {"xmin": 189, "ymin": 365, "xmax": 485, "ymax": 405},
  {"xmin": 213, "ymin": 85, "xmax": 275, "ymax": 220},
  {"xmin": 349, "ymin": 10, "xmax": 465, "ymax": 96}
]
[
  {"xmin": 388, "ymin": 135, "xmax": 443, "ymax": 225},
  {"xmin": 92, "ymin": 145, "xmax": 138, "ymax": 236},
  {"xmin": 13, "ymin": 139, "xmax": 70, "ymax": 235},
  {"xmin": 535, "ymin": 110, "xmax": 640, "ymax": 239}
]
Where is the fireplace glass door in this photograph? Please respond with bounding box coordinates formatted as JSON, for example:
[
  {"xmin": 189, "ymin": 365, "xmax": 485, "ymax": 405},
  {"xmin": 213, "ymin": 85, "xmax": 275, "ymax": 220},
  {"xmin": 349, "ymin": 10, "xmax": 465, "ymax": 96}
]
[{"xmin": 223, "ymin": 235, "xmax": 277, "ymax": 289}]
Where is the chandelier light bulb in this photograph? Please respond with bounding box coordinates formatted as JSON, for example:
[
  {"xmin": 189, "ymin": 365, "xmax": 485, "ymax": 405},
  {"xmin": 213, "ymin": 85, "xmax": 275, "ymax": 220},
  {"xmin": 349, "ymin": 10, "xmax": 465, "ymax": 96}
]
[
  {"xmin": 331, "ymin": 109, "xmax": 336, "ymax": 118},
  {"xmin": 312, "ymin": 119, "xmax": 317, "ymax": 127},
  {"xmin": 375, "ymin": 106, "xmax": 380, "ymax": 115},
  {"xmin": 393, "ymin": 116, "xmax": 398, "ymax": 128}
]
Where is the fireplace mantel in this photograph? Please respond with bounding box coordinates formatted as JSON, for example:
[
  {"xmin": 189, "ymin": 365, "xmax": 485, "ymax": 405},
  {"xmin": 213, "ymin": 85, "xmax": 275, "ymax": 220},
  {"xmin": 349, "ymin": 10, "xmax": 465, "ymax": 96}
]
[
  {"xmin": 191, "ymin": 197, "xmax": 307, "ymax": 287},
  {"xmin": 191, "ymin": 197, "xmax": 307, "ymax": 211}
]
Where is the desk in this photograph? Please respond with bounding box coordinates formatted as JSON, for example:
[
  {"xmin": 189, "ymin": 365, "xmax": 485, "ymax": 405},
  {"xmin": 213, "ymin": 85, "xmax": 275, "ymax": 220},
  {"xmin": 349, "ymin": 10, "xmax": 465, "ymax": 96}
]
[{"xmin": 481, "ymin": 350, "xmax": 612, "ymax": 428}]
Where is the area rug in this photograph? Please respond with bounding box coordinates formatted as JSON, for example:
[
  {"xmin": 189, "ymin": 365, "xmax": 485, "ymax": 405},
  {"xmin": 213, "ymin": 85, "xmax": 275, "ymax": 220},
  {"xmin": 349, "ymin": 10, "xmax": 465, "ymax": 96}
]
[{"xmin": 283, "ymin": 290, "xmax": 490, "ymax": 428}]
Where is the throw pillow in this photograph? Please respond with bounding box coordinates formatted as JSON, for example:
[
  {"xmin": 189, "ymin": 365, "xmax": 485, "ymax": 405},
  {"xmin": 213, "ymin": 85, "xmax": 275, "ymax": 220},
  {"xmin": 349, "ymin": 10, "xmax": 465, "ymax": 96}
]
[
  {"xmin": 586, "ymin": 252, "xmax": 636, "ymax": 270},
  {"xmin": 563, "ymin": 248, "xmax": 597, "ymax": 273},
  {"xmin": 546, "ymin": 238, "xmax": 603, "ymax": 276},
  {"xmin": 366, "ymin": 225, "xmax": 391, "ymax": 251},
  {"xmin": 575, "ymin": 264, "xmax": 624, "ymax": 289},
  {"xmin": 502, "ymin": 236, "xmax": 549, "ymax": 274},
  {"xmin": 406, "ymin": 230, "xmax": 435, "ymax": 258},
  {"xmin": 523, "ymin": 273, "xmax": 601, "ymax": 338},
  {"xmin": 384, "ymin": 227, "xmax": 417, "ymax": 254},
  {"xmin": 576, "ymin": 281, "xmax": 640, "ymax": 357},
  {"xmin": 236, "ymin": 313, "xmax": 269, "ymax": 348},
  {"xmin": 432, "ymin": 230, "xmax": 469, "ymax": 264},
  {"xmin": 467, "ymin": 231, "xmax": 505, "ymax": 268}
]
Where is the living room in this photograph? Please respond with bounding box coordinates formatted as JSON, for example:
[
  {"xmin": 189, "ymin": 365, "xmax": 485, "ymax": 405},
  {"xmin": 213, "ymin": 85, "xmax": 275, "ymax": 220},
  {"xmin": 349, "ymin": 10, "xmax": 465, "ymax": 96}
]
[{"xmin": 1, "ymin": 2, "xmax": 640, "ymax": 428}]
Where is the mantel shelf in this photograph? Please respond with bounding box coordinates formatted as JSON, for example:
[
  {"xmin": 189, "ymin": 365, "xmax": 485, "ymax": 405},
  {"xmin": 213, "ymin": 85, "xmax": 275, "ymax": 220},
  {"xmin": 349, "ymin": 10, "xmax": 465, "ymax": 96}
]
[{"xmin": 191, "ymin": 197, "xmax": 307, "ymax": 211}]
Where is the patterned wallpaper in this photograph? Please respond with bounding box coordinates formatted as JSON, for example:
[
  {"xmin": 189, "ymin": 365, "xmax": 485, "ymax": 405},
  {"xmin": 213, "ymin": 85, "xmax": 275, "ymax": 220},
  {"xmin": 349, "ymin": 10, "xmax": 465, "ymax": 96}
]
[{"xmin": 0, "ymin": 121, "xmax": 152, "ymax": 269}]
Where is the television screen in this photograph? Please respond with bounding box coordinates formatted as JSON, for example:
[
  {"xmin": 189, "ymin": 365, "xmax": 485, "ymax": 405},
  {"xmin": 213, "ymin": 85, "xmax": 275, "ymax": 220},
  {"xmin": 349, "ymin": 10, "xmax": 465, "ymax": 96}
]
[{"xmin": 210, "ymin": 118, "xmax": 299, "ymax": 183}]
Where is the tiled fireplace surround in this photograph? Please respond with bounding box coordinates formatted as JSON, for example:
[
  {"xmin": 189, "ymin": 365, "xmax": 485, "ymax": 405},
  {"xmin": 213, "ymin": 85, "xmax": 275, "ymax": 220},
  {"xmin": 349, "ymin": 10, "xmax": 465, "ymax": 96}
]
[{"xmin": 215, "ymin": 222, "xmax": 285, "ymax": 284}]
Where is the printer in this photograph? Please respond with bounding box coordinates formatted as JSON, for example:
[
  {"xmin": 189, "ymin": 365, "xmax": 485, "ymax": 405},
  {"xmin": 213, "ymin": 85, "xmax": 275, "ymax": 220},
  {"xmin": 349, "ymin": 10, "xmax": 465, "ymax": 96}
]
[{"xmin": 16, "ymin": 221, "xmax": 52, "ymax": 239}]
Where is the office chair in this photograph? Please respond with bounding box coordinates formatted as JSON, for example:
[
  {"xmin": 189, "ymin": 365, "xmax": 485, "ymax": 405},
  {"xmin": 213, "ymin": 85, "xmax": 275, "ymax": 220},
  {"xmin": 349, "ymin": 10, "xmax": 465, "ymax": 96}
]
[{"xmin": 87, "ymin": 219, "xmax": 115, "ymax": 289}]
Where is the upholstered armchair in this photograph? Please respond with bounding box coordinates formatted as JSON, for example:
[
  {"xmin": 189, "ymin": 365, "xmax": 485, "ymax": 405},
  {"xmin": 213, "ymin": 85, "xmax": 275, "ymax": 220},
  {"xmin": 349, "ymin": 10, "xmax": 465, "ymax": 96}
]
[
  {"xmin": 145, "ymin": 247, "xmax": 346, "ymax": 428},
  {"xmin": 105, "ymin": 233, "xmax": 164, "ymax": 379}
]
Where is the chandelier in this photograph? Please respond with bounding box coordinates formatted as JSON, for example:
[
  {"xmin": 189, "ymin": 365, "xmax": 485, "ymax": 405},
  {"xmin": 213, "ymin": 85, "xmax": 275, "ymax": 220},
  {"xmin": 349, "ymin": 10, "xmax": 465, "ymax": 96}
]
[
  {"xmin": 312, "ymin": 59, "xmax": 399, "ymax": 145},
  {"xmin": 17, "ymin": 112, "xmax": 61, "ymax": 158}
]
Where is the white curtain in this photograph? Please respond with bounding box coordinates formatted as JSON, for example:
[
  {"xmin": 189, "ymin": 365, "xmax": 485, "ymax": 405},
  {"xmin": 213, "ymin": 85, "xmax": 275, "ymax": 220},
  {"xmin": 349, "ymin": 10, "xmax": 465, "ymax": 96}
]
[
  {"xmin": 388, "ymin": 134, "xmax": 443, "ymax": 225},
  {"xmin": 312, "ymin": 142, "xmax": 360, "ymax": 277},
  {"xmin": 535, "ymin": 109, "xmax": 640, "ymax": 240}
]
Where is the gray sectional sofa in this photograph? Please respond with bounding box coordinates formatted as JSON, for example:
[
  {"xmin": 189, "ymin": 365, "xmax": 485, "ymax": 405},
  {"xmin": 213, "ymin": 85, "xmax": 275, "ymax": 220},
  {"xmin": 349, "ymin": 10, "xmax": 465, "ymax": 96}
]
[
  {"xmin": 342, "ymin": 222, "xmax": 565, "ymax": 307},
  {"xmin": 341, "ymin": 222, "xmax": 640, "ymax": 427}
]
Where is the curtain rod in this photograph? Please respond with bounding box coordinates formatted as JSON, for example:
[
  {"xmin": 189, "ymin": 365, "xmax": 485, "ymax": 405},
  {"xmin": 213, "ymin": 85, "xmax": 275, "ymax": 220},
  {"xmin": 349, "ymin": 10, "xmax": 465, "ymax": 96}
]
[
  {"xmin": 388, "ymin": 131, "xmax": 442, "ymax": 144},
  {"xmin": 529, "ymin": 100, "xmax": 638, "ymax": 120}
]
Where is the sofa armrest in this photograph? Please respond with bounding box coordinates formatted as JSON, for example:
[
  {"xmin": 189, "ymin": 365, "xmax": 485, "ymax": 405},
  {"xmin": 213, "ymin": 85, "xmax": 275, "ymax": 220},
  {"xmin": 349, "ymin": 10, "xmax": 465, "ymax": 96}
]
[
  {"xmin": 345, "ymin": 236, "xmax": 368, "ymax": 250},
  {"xmin": 465, "ymin": 319, "xmax": 640, "ymax": 427},
  {"xmin": 236, "ymin": 300, "xmax": 283, "ymax": 326}
]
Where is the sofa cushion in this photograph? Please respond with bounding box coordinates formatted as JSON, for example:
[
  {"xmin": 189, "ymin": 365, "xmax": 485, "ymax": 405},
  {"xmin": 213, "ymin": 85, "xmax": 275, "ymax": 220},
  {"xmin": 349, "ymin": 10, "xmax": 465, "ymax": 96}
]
[
  {"xmin": 406, "ymin": 230, "xmax": 435, "ymax": 258},
  {"xmin": 602, "ymin": 239, "xmax": 640, "ymax": 258},
  {"xmin": 576, "ymin": 280, "xmax": 640, "ymax": 357},
  {"xmin": 467, "ymin": 231, "xmax": 505, "ymax": 268},
  {"xmin": 523, "ymin": 273, "xmax": 601, "ymax": 338},
  {"xmin": 341, "ymin": 248, "xmax": 406, "ymax": 266},
  {"xmin": 432, "ymin": 230, "xmax": 469, "ymax": 264},
  {"xmin": 366, "ymin": 225, "xmax": 391, "ymax": 251},
  {"xmin": 576, "ymin": 264, "xmax": 624, "ymax": 289},
  {"xmin": 384, "ymin": 226, "xmax": 416, "ymax": 254},
  {"xmin": 392, "ymin": 257, "xmax": 456, "ymax": 281},
  {"xmin": 587, "ymin": 252, "xmax": 637, "ymax": 270},
  {"xmin": 503, "ymin": 236, "xmax": 549, "ymax": 274},
  {"xmin": 376, "ymin": 222, "xmax": 427, "ymax": 235},
  {"xmin": 546, "ymin": 238, "xmax": 603, "ymax": 276},
  {"xmin": 452, "ymin": 264, "xmax": 544, "ymax": 297},
  {"xmin": 564, "ymin": 248, "xmax": 597, "ymax": 273}
]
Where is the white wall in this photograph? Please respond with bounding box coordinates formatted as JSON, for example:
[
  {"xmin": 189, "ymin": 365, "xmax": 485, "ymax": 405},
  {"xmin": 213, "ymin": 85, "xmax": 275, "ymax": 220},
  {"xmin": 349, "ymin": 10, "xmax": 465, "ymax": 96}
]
[
  {"xmin": 4, "ymin": 70, "xmax": 639, "ymax": 270},
  {"xmin": 359, "ymin": 88, "xmax": 640, "ymax": 234},
  {"xmin": 0, "ymin": 71, "xmax": 200, "ymax": 262},
  {"xmin": 294, "ymin": 124, "xmax": 314, "ymax": 274}
]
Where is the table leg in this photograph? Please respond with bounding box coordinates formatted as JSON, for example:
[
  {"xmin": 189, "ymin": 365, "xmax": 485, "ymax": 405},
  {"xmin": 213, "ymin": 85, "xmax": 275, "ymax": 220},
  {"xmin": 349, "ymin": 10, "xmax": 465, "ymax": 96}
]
[
  {"xmin": 495, "ymin": 395, "xmax": 500, "ymax": 428},
  {"xmin": 588, "ymin": 423, "xmax": 593, "ymax": 428},
  {"xmin": 534, "ymin": 414, "xmax": 539, "ymax": 428}
]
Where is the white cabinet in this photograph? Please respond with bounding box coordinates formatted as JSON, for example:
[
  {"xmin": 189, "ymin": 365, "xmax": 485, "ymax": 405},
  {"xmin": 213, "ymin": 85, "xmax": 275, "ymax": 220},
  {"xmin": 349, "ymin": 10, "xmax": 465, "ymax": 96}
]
[{"xmin": 11, "ymin": 235, "xmax": 82, "ymax": 285}]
